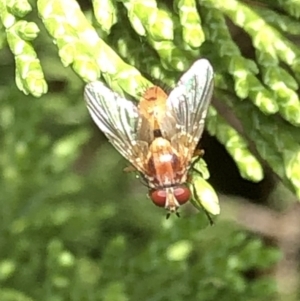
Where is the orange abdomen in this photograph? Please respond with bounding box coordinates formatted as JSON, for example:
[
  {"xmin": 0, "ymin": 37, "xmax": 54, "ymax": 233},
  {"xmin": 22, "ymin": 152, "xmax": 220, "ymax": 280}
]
[{"xmin": 147, "ymin": 137, "xmax": 181, "ymax": 186}]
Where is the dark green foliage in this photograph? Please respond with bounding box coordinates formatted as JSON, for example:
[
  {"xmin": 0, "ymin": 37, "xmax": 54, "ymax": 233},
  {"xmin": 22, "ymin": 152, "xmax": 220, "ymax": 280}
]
[
  {"xmin": 0, "ymin": 68, "xmax": 279, "ymax": 300},
  {"xmin": 0, "ymin": 1, "xmax": 290, "ymax": 300}
]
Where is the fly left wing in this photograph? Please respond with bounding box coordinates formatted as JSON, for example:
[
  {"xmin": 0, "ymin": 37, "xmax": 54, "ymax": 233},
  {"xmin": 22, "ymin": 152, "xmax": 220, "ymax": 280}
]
[
  {"xmin": 161, "ymin": 59, "xmax": 214, "ymax": 163},
  {"xmin": 84, "ymin": 81, "xmax": 149, "ymax": 171}
]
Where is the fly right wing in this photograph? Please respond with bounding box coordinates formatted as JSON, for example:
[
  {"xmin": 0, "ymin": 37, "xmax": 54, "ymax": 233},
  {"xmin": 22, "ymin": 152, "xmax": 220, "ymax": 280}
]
[
  {"xmin": 84, "ymin": 81, "xmax": 149, "ymax": 172},
  {"xmin": 161, "ymin": 59, "xmax": 214, "ymax": 165}
]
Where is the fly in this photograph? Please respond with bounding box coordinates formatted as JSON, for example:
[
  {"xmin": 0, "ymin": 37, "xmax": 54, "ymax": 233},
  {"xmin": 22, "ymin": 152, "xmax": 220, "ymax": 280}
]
[{"xmin": 84, "ymin": 59, "xmax": 214, "ymax": 216}]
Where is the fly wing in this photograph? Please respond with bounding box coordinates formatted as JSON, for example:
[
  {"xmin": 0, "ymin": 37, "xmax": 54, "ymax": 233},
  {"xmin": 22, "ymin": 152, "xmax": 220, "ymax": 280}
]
[
  {"xmin": 84, "ymin": 81, "xmax": 149, "ymax": 171},
  {"xmin": 161, "ymin": 59, "xmax": 214, "ymax": 163}
]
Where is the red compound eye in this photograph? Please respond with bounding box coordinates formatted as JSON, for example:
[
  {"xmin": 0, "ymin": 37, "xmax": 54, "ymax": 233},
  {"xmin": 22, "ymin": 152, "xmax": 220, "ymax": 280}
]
[
  {"xmin": 150, "ymin": 186, "xmax": 191, "ymax": 207},
  {"xmin": 150, "ymin": 190, "xmax": 166, "ymax": 207},
  {"xmin": 174, "ymin": 186, "xmax": 190, "ymax": 205}
]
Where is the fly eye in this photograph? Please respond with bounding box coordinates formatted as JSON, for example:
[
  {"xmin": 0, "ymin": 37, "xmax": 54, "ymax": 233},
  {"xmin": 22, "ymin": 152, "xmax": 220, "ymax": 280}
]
[
  {"xmin": 174, "ymin": 186, "xmax": 191, "ymax": 205},
  {"xmin": 150, "ymin": 190, "xmax": 166, "ymax": 207}
]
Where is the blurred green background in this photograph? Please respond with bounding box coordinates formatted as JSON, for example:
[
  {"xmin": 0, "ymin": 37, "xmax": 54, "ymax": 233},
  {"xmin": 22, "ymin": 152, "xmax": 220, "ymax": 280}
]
[
  {"xmin": 0, "ymin": 1, "xmax": 298, "ymax": 301},
  {"xmin": 0, "ymin": 26, "xmax": 281, "ymax": 301}
]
